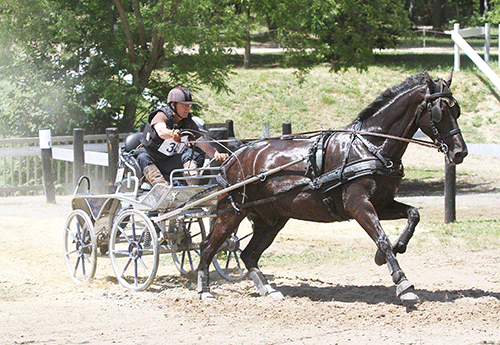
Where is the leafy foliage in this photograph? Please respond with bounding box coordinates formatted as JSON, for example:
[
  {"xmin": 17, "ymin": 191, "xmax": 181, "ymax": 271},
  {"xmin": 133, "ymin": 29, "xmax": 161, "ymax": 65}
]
[
  {"xmin": 0, "ymin": 0, "xmax": 410, "ymax": 137},
  {"xmin": 268, "ymin": 0, "xmax": 411, "ymax": 73},
  {"xmin": 0, "ymin": 0, "xmax": 246, "ymax": 136}
]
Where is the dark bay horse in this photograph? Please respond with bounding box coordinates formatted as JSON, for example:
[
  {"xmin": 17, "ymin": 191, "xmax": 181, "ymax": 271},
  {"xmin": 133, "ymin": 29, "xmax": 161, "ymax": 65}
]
[{"xmin": 197, "ymin": 70, "xmax": 467, "ymax": 303}]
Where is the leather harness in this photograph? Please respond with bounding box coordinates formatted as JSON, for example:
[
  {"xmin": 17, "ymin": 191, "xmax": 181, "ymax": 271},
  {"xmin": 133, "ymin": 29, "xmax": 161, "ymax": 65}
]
[{"xmin": 216, "ymin": 126, "xmax": 404, "ymax": 217}]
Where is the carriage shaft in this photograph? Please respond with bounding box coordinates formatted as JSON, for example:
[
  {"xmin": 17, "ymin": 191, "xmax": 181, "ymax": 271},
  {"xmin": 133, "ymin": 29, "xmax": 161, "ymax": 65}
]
[{"xmin": 153, "ymin": 157, "xmax": 306, "ymax": 223}]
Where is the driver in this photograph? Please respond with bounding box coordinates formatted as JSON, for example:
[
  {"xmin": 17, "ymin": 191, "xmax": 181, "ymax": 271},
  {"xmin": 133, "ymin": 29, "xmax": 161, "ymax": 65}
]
[{"xmin": 138, "ymin": 86, "xmax": 229, "ymax": 186}]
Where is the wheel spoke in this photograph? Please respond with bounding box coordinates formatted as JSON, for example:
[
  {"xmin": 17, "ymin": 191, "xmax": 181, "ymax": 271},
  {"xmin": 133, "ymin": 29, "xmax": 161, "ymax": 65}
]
[
  {"xmin": 238, "ymin": 232, "xmax": 252, "ymax": 241},
  {"xmin": 134, "ymin": 259, "xmax": 139, "ymax": 287},
  {"xmin": 138, "ymin": 257, "xmax": 151, "ymax": 276},
  {"xmin": 234, "ymin": 252, "xmax": 243, "ymax": 275},
  {"xmin": 73, "ymin": 256, "xmax": 81, "ymax": 277},
  {"xmin": 225, "ymin": 251, "xmax": 232, "ymax": 271},
  {"xmin": 67, "ymin": 227, "xmax": 78, "ymax": 243},
  {"xmin": 121, "ymin": 258, "xmax": 132, "ymax": 278},
  {"xmin": 187, "ymin": 251, "xmax": 195, "ymax": 272},
  {"xmin": 118, "ymin": 225, "xmax": 132, "ymax": 244},
  {"xmin": 66, "ymin": 249, "xmax": 78, "ymax": 256}
]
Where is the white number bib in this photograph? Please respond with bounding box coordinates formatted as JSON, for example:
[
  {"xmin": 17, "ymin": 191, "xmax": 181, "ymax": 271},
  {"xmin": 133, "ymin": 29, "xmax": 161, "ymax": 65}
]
[{"xmin": 157, "ymin": 136, "xmax": 188, "ymax": 156}]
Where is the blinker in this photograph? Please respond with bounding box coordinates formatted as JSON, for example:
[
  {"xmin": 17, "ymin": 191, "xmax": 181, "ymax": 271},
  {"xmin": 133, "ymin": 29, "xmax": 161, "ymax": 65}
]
[{"xmin": 431, "ymin": 103, "xmax": 442, "ymax": 123}]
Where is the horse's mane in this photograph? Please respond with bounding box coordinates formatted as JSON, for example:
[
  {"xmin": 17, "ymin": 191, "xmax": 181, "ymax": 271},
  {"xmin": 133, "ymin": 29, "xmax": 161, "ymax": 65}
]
[{"xmin": 355, "ymin": 72, "xmax": 426, "ymax": 122}]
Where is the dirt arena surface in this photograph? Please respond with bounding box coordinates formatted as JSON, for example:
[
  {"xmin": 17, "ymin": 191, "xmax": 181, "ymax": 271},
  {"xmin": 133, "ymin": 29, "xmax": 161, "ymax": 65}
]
[{"xmin": 1, "ymin": 145, "xmax": 500, "ymax": 345}]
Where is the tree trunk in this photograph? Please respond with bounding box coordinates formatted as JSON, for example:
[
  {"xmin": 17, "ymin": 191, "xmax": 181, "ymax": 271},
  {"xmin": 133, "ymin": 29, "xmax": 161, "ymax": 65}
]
[
  {"xmin": 244, "ymin": 33, "xmax": 251, "ymax": 69},
  {"xmin": 407, "ymin": 0, "xmax": 416, "ymax": 22},
  {"xmin": 432, "ymin": 0, "xmax": 445, "ymax": 31},
  {"xmin": 121, "ymin": 101, "xmax": 139, "ymax": 132},
  {"xmin": 243, "ymin": 9, "xmax": 251, "ymax": 69}
]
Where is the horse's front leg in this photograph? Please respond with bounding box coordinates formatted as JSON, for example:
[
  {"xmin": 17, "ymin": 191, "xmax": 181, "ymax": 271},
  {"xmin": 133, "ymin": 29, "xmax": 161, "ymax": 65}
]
[
  {"xmin": 197, "ymin": 210, "xmax": 247, "ymax": 301},
  {"xmin": 374, "ymin": 200, "xmax": 420, "ymax": 266},
  {"xmin": 344, "ymin": 192, "xmax": 419, "ymax": 303},
  {"xmin": 241, "ymin": 213, "xmax": 289, "ymax": 300}
]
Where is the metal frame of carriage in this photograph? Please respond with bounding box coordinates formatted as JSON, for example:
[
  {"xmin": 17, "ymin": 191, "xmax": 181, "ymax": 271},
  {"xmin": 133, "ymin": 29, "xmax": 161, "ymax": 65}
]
[{"xmin": 63, "ymin": 142, "xmax": 255, "ymax": 291}]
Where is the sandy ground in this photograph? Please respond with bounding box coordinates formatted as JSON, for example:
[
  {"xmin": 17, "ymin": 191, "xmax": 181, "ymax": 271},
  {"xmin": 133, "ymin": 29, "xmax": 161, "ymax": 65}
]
[{"xmin": 1, "ymin": 145, "xmax": 500, "ymax": 345}]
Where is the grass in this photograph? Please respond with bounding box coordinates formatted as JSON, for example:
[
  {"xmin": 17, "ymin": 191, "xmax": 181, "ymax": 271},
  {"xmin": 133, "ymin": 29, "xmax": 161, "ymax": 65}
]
[
  {"xmin": 195, "ymin": 52, "xmax": 500, "ymax": 144},
  {"xmin": 260, "ymin": 246, "xmax": 373, "ymax": 267},
  {"xmin": 423, "ymin": 219, "xmax": 500, "ymax": 249},
  {"xmin": 254, "ymin": 218, "xmax": 500, "ymax": 269},
  {"xmin": 404, "ymin": 167, "xmax": 446, "ymax": 180}
]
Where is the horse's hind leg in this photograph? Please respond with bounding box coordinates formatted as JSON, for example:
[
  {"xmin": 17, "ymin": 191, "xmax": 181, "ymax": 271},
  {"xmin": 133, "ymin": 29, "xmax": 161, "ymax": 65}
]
[
  {"xmin": 344, "ymin": 194, "xmax": 419, "ymax": 303},
  {"xmin": 374, "ymin": 200, "xmax": 420, "ymax": 266},
  {"xmin": 240, "ymin": 214, "xmax": 289, "ymax": 300}
]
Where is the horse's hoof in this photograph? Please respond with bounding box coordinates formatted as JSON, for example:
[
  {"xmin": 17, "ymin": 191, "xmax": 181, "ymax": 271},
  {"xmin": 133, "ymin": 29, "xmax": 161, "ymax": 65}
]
[
  {"xmin": 267, "ymin": 289, "xmax": 285, "ymax": 300},
  {"xmin": 198, "ymin": 292, "xmax": 216, "ymax": 301},
  {"xmin": 374, "ymin": 249, "xmax": 386, "ymax": 266},
  {"xmin": 399, "ymin": 290, "xmax": 420, "ymax": 303},
  {"xmin": 396, "ymin": 279, "xmax": 420, "ymax": 303}
]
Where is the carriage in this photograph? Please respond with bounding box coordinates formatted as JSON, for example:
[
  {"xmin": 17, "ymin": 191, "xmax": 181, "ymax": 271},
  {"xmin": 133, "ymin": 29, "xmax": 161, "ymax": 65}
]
[{"xmin": 63, "ymin": 133, "xmax": 252, "ymax": 291}]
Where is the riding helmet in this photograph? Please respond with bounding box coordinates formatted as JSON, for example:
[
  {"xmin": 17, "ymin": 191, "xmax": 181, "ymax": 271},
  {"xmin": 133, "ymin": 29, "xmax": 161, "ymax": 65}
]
[{"xmin": 167, "ymin": 86, "xmax": 197, "ymax": 105}]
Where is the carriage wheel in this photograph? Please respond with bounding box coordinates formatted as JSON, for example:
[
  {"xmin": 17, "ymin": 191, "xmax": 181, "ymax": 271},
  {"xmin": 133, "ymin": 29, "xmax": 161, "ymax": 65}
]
[
  {"xmin": 171, "ymin": 218, "xmax": 206, "ymax": 277},
  {"xmin": 109, "ymin": 209, "xmax": 159, "ymax": 291},
  {"xmin": 63, "ymin": 209, "xmax": 97, "ymax": 285},
  {"xmin": 213, "ymin": 226, "xmax": 253, "ymax": 281}
]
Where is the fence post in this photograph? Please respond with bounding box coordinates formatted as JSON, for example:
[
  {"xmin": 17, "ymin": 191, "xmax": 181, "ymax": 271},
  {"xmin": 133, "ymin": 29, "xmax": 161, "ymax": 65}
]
[
  {"xmin": 226, "ymin": 119, "xmax": 235, "ymax": 138},
  {"xmin": 73, "ymin": 128, "xmax": 85, "ymax": 190},
  {"xmin": 444, "ymin": 160, "xmax": 456, "ymax": 223},
  {"xmin": 454, "ymin": 23, "xmax": 460, "ymax": 72},
  {"xmin": 282, "ymin": 122, "xmax": 292, "ymax": 135},
  {"xmin": 207, "ymin": 127, "xmax": 229, "ymax": 154},
  {"xmin": 263, "ymin": 123, "xmax": 270, "ymax": 138},
  {"xmin": 106, "ymin": 127, "xmax": 119, "ymax": 193},
  {"xmin": 39, "ymin": 128, "xmax": 56, "ymax": 203},
  {"xmin": 485, "ymin": 23, "xmax": 490, "ymax": 63}
]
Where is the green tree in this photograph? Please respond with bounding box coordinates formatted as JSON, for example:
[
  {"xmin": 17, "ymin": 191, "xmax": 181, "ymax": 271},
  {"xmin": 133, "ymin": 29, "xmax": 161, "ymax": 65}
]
[
  {"xmin": 268, "ymin": 0, "xmax": 411, "ymax": 73},
  {"xmin": 488, "ymin": 0, "xmax": 500, "ymax": 22},
  {"xmin": 0, "ymin": 0, "xmax": 410, "ymax": 137},
  {"xmin": 0, "ymin": 0, "xmax": 246, "ymax": 136}
]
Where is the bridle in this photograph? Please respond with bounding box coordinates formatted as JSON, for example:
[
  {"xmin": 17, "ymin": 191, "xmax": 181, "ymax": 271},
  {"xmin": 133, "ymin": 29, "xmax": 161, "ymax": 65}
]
[{"xmin": 417, "ymin": 79, "xmax": 461, "ymax": 154}]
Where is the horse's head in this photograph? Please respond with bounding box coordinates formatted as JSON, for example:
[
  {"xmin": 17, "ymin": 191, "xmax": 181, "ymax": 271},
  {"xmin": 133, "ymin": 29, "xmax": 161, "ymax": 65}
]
[{"xmin": 418, "ymin": 70, "xmax": 468, "ymax": 164}]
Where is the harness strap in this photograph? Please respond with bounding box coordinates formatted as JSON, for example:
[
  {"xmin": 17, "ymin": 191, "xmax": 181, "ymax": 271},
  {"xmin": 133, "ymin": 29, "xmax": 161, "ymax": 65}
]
[
  {"xmin": 305, "ymin": 132, "xmax": 332, "ymax": 179},
  {"xmin": 355, "ymin": 133, "xmax": 393, "ymax": 168},
  {"xmin": 309, "ymin": 158, "xmax": 404, "ymax": 193},
  {"xmin": 216, "ymin": 170, "xmax": 241, "ymax": 213},
  {"xmin": 218, "ymin": 157, "xmax": 404, "ymax": 216}
]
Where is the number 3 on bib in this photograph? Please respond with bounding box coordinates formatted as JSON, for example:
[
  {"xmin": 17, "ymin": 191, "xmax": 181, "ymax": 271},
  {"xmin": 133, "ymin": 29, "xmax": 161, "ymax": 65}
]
[{"xmin": 157, "ymin": 136, "xmax": 188, "ymax": 156}]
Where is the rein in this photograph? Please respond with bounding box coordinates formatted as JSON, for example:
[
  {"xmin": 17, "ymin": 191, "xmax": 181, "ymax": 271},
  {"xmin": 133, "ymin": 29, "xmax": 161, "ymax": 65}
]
[{"xmin": 186, "ymin": 129, "xmax": 439, "ymax": 150}]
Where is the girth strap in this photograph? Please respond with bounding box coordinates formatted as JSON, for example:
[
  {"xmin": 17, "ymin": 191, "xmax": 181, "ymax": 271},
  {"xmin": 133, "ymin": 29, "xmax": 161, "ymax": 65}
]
[{"xmin": 309, "ymin": 158, "xmax": 404, "ymax": 194}]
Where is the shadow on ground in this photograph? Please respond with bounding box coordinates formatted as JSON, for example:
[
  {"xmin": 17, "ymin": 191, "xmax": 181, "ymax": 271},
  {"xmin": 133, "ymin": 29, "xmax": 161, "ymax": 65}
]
[
  {"xmin": 398, "ymin": 176, "xmax": 497, "ymax": 196},
  {"xmin": 274, "ymin": 276, "xmax": 500, "ymax": 306}
]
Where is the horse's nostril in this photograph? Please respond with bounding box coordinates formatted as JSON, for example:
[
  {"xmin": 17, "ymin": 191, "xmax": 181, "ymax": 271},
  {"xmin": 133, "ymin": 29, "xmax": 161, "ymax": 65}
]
[{"xmin": 452, "ymin": 150, "xmax": 467, "ymax": 164}]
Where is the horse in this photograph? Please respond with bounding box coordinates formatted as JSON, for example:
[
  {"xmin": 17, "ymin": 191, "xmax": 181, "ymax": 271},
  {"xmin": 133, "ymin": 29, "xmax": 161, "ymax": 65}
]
[{"xmin": 197, "ymin": 70, "xmax": 468, "ymax": 303}]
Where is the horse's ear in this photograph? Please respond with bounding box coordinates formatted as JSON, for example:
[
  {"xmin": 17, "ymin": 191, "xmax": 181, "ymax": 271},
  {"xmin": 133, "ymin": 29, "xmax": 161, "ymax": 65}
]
[
  {"xmin": 424, "ymin": 70, "xmax": 436, "ymax": 93},
  {"xmin": 445, "ymin": 69, "xmax": 453, "ymax": 87}
]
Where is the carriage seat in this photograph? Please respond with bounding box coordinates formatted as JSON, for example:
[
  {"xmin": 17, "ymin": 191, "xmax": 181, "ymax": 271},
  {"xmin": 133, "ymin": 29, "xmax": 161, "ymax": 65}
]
[{"xmin": 119, "ymin": 132, "xmax": 150, "ymax": 191}]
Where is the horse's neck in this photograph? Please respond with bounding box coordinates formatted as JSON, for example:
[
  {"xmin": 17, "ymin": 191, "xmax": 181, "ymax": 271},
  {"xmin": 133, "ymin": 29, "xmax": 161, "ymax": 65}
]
[{"xmin": 362, "ymin": 94, "xmax": 424, "ymax": 162}]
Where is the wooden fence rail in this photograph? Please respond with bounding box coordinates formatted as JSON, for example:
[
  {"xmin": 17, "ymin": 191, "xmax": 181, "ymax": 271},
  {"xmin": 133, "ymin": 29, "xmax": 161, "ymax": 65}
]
[
  {"xmin": 0, "ymin": 120, "xmax": 235, "ymax": 198},
  {"xmin": 0, "ymin": 129, "xmax": 130, "ymax": 197}
]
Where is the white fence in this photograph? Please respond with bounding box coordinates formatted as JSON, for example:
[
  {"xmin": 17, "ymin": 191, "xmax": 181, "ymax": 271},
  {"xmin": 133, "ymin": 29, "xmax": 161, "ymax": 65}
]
[{"xmin": 452, "ymin": 23, "xmax": 500, "ymax": 91}]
